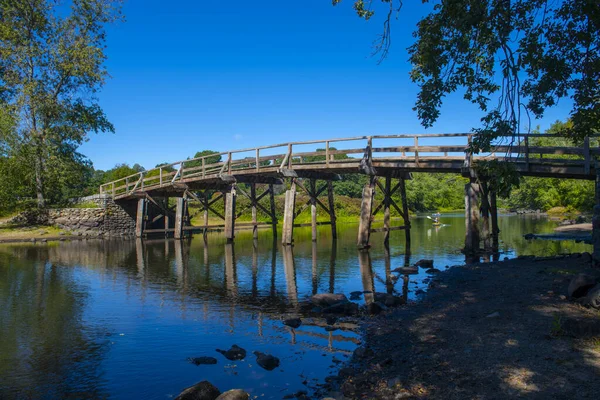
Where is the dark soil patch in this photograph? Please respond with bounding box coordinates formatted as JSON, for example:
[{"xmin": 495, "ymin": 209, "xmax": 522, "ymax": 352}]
[{"xmin": 324, "ymin": 255, "xmax": 600, "ymax": 399}]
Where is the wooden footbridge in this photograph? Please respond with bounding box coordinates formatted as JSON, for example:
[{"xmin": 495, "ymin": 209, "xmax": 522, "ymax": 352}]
[{"xmin": 99, "ymin": 133, "xmax": 598, "ymax": 255}]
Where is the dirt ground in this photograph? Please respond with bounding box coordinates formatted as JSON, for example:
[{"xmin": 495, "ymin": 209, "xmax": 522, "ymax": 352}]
[{"xmin": 323, "ymin": 255, "xmax": 600, "ymax": 400}]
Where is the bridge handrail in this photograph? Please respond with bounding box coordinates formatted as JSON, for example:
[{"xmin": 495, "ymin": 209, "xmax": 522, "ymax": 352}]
[{"xmin": 99, "ymin": 133, "xmax": 596, "ymax": 197}]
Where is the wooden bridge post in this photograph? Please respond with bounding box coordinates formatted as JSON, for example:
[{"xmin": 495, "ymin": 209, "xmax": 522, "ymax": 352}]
[
  {"xmin": 480, "ymin": 181, "xmax": 492, "ymax": 252},
  {"xmin": 464, "ymin": 178, "xmax": 481, "ymax": 256},
  {"xmin": 250, "ymin": 183, "xmax": 258, "ymax": 240},
  {"xmin": 135, "ymin": 198, "xmax": 147, "ymax": 238},
  {"xmin": 490, "ymin": 189, "xmax": 499, "ymax": 252},
  {"xmin": 327, "ymin": 181, "xmax": 337, "ymax": 239},
  {"xmin": 383, "ymin": 175, "xmax": 392, "ymax": 246},
  {"xmin": 174, "ymin": 197, "xmax": 187, "ymax": 240},
  {"xmin": 357, "ymin": 176, "xmax": 376, "ymax": 249},
  {"xmin": 203, "ymin": 191, "xmax": 209, "ymax": 240},
  {"xmin": 282, "ymin": 180, "xmax": 297, "ymax": 245},
  {"xmin": 310, "ymin": 179, "xmax": 318, "ymax": 242},
  {"xmin": 224, "ymin": 185, "xmax": 237, "ymax": 243},
  {"xmin": 163, "ymin": 197, "xmax": 170, "ymax": 237},
  {"xmin": 269, "ymin": 183, "xmax": 278, "ymax": 238},
  {"xmin": 399, "ymin": 177, "xmax": 411, "ymax": 252}
]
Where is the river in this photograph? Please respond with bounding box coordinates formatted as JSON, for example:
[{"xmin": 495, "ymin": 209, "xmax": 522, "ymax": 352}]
[{"xmin": 0, "ymin": 213, "xmax": 591, "ymax": 399}]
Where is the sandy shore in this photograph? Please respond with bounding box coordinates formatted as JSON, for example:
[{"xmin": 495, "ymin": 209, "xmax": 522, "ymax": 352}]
[{"xmin": 322, "ymin": 255, "xmax": 600, "ymax": 399}]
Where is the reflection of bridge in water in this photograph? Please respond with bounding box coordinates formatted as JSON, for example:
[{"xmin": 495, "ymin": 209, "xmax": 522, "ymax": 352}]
[
  {"xmin": 31, "ymin": 237, "xmax": 416, "ymax": 354},
  {"xmin": 98, "ymin": 134, "xmax": 598, "ymax": 256}
]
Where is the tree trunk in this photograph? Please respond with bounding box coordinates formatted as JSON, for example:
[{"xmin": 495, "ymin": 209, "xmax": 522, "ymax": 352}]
[{"xmin": 34, "ymin": 147, "xmax": 45, "ymax": 208}]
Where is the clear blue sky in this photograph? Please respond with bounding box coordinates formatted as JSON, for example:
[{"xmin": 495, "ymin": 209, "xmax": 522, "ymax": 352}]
[{"xmin": 80, "ymin": 0, "xmax": 572, "ymax": 171}]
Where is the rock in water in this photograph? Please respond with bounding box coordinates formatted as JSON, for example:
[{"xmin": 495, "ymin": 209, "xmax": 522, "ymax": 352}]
[
  {"xmin": 325, "ymin": 316, "xmax": 338, "ymax": 325},
  {"xmin": 584, "ymin": 284, "xmax": 600, "ymax": 309},
  {"xmin": 175, "ymin": 381, "xmax": 221, "ymax": 400},
  {"xmin": 392, "ymin": 266, "xmax": 418, "ymax": 275},
  {"xmin": 253, "ymin": 351, "xmax": 280, "ymax": 371},
  {"xmin": 311, "ymin": 293, "xmax": 349, "ymax": 307},
  {"xmin": 374, "ymin": 292, "xmax": 403, "ymax": 307},
  {"xmin": 283, "ymin": 318, "xmax": 302, "ymax": 329},
  {"xmin": 415, "ymin": 259, "xmax": 434, "ymax": 268},
  {"xmin": 322, "ymin": 302, "xmax": 359, "ymax": 316},
  {"xmin": 215, "ymin": 389, "xmax": 250, "ymax": 400},
  {"xmin": 367, "ymin": 301, "xmax": 388, "ymax": 315},
  {"xmin": 188, "ymin": 356, "xmax": 218, "ymax": 366},
  {"xmin": 349, "ymin": 291, "xmax": 362, "ymax": 300},
  {"xmin": 216, "ymin": 345, "xmax": 246, "ymax": 361},
  {"xmin": 426, "ymin": 268, "xmax": 441, "ymax": 274},
  {"xmin": 568, "ymin": 273, "xmax": 598, "ymax": 298}
]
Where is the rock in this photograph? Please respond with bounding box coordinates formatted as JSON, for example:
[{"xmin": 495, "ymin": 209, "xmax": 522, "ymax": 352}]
[
  {"xmin": 353, "ymin": 347, "xmax": 374, "ymax": 359},
  {"xmin": 349, "ymin": 291, "xmax": 362, "ymax": 300},
  {"xmin": 582, "ymin": 252, "xmax": 592, "ymax": 263},
  {"xmin": 325, "ymin": 326, "xmax": 338, "ymax": 332},
  {"xmin": 283, "ymin": 318, "xmax": 302, "ymax": 329},
  {"xmin": 415, "ymin": 259, "xmax": 434, "ymax": 268},
  {"xmin": 392, "ymin": 266, "xmax": 419, "ymax": 275},
  {"xmin": 426, "ymin": 268, "xmax": 441, "ymax": 274},
  {"xmin": 523, "ymin": 233, "xmax": 535, "ymax": 240},
  {"xmin": 188, "ymin": 357, "xmax": 218, "ymax": 366},
  {"xmin": 322, "ymin": 301, "xmax": 359, "ymax": 316},
  {"xmin": 374, "ymin": 292, "xmax": 402, "ymax": 307},
  {"xmin": 338, "ymin": 367, "xmax": 355, "ymax": 378},
  {"xmin": 216, "ymin": 345, "xmax": 246, "ymax": 360},
  {"xmin": 367, "ymin": 301, "xmax": 388, "ymax": 315},
  {"xmin": 568, "ymin": 273, "xmax": 598, "ymax": 298},
  {"xmin": 283, "ymin": 391, "xmax": 309, "ymax": 400},
  {"xmin": 253, "ymin": 351, "xmax": 280, "ymax": 371},
  {"xmin": 485, "ymin": 312, "xmax": 500, "ymax": 318},
  {"xmin": 325, "ymin": 316, "xmax": 337, "ymax": 325},
  {"xmin": 311, "ymin": 293, "xmax": 349, "ymax": 307},
  {"xmin": 415, "ymin": 289, "xmax": 425, "ymax": 295},
  {"xmin": 175, "ymin": 380, "xmax": 221, "ymax": 400},
  {"xmin": 215, "ymin": 389, "xmax": 250, "ymax": 400},
  {"xmin": 584, "ymin": 284, "xmax": 600, "ymax": 309}
]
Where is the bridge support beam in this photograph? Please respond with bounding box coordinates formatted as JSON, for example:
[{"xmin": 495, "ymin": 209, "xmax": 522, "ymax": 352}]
[
  {"xmin": 135, "ymin": 198, "xmax": 147, "ymax": 238},
  {"xmin": 357, "ymin": 176, "xmax": 376, "ymax": 249},
  {"xmin": 490, "ymin": 189, "xmax": 499, "ymax": 252},
  {"xmin": 464, "ymin": 178, "xmax": 481, "ymax": 256},
  {"xmin": 269, "ymin": 184, "xmax": 278, "ymax": 238},
  {"xmin": 399, "ymin": 178, "xmax": 411, "ymax": 253},
  {"xmin": 327, "ymin": 181, "xmax": 337, "ymax": 240},
  {"xmin": 174, "ymin": 197, "xmax": 187, "ymax": 239},
  {"xmin": 282, "ymin": 180, "xmax": 297, "ymax": 245},
  {"xmin": 480, "ymin": 181, "xmax": 492, "ymax": 252},
  {"xmin": 224, "ymin": 186, "xmax": 237, "ymax": 243}
]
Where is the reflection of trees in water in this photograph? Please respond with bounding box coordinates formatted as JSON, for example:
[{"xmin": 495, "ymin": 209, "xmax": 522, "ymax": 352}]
[{"xmin": 0, "ymin": 252, "xmax": 109, "ymax": 399}]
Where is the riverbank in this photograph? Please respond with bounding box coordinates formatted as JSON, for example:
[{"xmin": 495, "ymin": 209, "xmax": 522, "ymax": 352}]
[{"xmin": 323, "ymin": 255, "xmax": 600, "ymax": 399}]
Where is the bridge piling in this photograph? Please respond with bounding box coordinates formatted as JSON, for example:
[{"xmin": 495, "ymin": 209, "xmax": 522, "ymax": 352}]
[
  {"xmin": 269, "ymin": 183, "xmax": 278, "ymax": 237},
  {"xmin": 464, "ymin": 178, "xmax": 481, "ymax": 256},
  {"xmin": 135, "ymin": 198, "xmax": 147, "ymax": 238},
  {"xmin": 174, "ymin": 197, "xmax": 187, "ymax": 239},
  {"xmin": 224, "ymin": 185, "xmax": 237, "ymax": 242},
  {"xmin": 250, "ymin": 183, "xmax": 258, "ymax": 240},
  {"xmin": 594, "ymin": 165, "xmax": 600, "ymax": 265},
  {"xmin": 357, "ymin": 176, "xmax": 376, "ymax": 249},
  {"xmin": 399, "ymin": 177, "xmax": 411, "ymax": 253},
  {"xmin": 480, "ymin": 181, "xmax": 492, "ymax": 252},
  {"xmin": 282, "ymin": 180, "xmax": 297, "ymax": 245},
  {"xmin": 310, "ymin": 179, "xmax": 318, "ymax": 242},
  {"xmin": 327, "ymin": 181, "xmax": 337, "ymax": 239}
]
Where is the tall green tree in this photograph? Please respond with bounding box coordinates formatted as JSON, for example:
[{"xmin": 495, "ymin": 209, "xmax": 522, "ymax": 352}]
[
  {"xmin": 334, "ymin": 0, "xmax": 600, "ymax": 148},
  {"xmin": 0, "ymin": 0, "xmax": 122, "ymax": 207}
]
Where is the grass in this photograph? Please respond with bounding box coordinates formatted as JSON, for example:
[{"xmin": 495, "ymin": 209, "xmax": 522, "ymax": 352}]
[
  {"xmin": 0, "ymin": 224, "xmax": 68, "ymax": 241},
  {"xmin": 68, "ymin": 201, "xmax": 100, "ymax": 209}
]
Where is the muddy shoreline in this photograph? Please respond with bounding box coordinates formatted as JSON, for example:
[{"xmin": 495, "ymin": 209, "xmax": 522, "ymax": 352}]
[{"xmin": 321, "ymin": 254, "xmax": 600, "ymax": 399}]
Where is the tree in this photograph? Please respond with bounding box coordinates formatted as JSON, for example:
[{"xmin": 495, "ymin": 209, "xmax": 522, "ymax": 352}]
[
  {"xmin": 0, "ymin": 0, "xmax": 122, "ymax": 207},
  {"xmin": 334, "ymin": 1, "xmax": 600, "ymax": 148},
  {"xmin": 187, "ymin": 150, "xmax": 222, "ymax": 168}
]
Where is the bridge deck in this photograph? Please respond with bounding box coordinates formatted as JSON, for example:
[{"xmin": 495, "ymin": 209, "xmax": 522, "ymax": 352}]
[{"xmin": 100, "ymin": 134, "xmax": 597, "ymax": 200}]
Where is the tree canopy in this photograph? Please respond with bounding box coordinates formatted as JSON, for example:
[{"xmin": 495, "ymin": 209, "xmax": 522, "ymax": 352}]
[
  {"xmin": 334, "ymin": 0, "xmax": 600, "ymax": 149},
  {"xmin": 0, "ymin": 0, "xmax": 122, "ymax": 207}
]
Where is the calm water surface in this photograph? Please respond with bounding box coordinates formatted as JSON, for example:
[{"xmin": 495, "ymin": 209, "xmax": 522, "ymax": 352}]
[{"xmin": 0, "ymin": 214, "xmax": 591, "ymax": 399}]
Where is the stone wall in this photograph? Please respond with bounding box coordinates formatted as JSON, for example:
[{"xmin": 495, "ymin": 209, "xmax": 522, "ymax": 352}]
[{"xmin": 11, "ymin": 194, "xmax": 137, "ymax": 237}]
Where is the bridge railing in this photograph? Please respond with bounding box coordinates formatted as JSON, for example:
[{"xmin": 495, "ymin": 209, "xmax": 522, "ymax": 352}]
[{"xmin": 99, "ymin": 133, "xmax": 596, "ymax": 197}]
